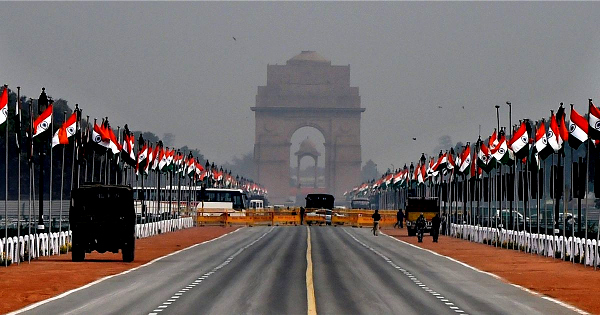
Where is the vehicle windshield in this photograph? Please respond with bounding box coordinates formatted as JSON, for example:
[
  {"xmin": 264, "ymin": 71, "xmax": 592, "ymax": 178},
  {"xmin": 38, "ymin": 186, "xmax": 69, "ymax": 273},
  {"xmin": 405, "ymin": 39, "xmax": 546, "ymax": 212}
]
[
  {"xmin": 305, "ymin": 194, "xmax": 335, "ymax": 209},
  {"xmin": 351, "ymin": 199, "xmax": 370, "ymax": 209}
]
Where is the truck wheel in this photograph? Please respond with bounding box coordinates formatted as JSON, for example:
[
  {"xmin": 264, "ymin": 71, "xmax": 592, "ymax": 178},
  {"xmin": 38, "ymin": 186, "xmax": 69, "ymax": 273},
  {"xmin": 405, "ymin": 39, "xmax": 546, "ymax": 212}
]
[
  {"xmin": 122, "ymin": 237, "xmax": 135, "ymax": 262},
  {"xmin": 72, "ymin": 245, "xmax": 85, "ymax": 262}
]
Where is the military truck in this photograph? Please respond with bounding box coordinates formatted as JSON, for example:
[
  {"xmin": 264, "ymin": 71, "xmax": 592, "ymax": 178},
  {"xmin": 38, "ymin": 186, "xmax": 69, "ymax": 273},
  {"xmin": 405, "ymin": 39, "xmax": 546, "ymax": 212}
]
[
  {"xmin": 405, "ymin": 197, "xmax": 438, "ymax": 236},
  {"xmin": 305, "ymin": 194, "xmax": 335, "ymax": 225},
  {"xmin": 70, "ymin": 184, "xmax": 136, "ymax": 262}
]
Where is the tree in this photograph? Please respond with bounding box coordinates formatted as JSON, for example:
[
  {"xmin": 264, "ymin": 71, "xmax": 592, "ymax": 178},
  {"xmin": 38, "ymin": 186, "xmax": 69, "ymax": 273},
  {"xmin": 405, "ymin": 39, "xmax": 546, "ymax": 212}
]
[
  {"xmin": 361, "ymin": 159, "xmax": 379, "ymax": 182},
  {"xmin": 223, "ymin": 152, "xmax": 254, "ymax": 179},
  {"xmin": 433, "ymin": 135, "xmax": 453, "ymax": 155},
  {"xmin": 179, "ymin": 146, "xmax": 205, "ymax": 164},
  {"xmin": 162, "ymin": 132, "xmax": 175, "ymax": 147},
  {"xmin": 132, "ymin": 131, "xmax": 159, "ymax": 144}
]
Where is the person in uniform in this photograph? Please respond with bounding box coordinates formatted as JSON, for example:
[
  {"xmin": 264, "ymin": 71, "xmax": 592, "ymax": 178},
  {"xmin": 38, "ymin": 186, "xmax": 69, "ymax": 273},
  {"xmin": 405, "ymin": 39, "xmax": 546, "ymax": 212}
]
[
  {"xmin": 431, "ymin": 213, "xmax": 441, "ymax": 242},
  {"xmin": 372, "ymin": 210, "xmax": 381, "ymax": 236}
]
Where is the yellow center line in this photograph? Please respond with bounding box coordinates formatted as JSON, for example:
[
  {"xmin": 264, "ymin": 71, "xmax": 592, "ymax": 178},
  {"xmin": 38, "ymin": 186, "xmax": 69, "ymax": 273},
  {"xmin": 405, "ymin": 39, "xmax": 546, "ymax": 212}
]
[{"xmin": 306, "ymin": 226, "xmax": 317, "ymax": 315}]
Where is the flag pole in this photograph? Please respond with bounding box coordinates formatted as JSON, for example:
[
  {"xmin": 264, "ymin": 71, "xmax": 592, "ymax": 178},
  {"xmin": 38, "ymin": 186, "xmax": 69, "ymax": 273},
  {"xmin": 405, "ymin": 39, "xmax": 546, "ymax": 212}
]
[
  {"xmin": 16, "ymin": 87, "xmax": 21, "ymax": 265},
  {"xmin": 58, "ymin": 111, "xmax": 66, "ymax": 255},
  {"xmin": 116, "ymin": 126, "xmax": 120, "ymax": 185},
  {"xmin": 91, "ymin": 118, "xmax": 97, "ymax": 183},
  {"xmin": 83, "ymin": 116, "xmax": 89, "ymax": 184},
  {"xmin": 28, "ymin": 98, "xmax": 33, "ymax": 264},
  {"xmin": 49, "ymin": 100, "xmax": 54, "ymax": 242},
  {"xmin": 535, "ymin": 119, "xmax": 549, "ymax": 255},
  {"xmin": 4, "ymin": 85, "xmax": 9, "ymax": 267},
  {"xmin": 584, "ymin": 99, "xmax": 591, "ymax": 267}
]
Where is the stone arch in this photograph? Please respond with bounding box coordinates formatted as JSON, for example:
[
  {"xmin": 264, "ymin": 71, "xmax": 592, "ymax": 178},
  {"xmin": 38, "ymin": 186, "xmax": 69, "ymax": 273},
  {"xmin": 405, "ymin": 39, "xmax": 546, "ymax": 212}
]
[
  {"xmin": 252, "ymin": 51, "xmax": 365, "ymax": 204},
  {"xmin": 286, "ymin": 122, "xmax": 331, "ymax": 146}
]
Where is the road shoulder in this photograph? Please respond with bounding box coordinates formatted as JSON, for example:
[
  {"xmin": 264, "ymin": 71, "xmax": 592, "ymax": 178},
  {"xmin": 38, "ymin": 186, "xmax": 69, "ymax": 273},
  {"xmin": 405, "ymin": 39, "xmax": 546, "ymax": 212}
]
[
  {"xmin": 383, "ymin": 227, "xmax": 598, "ymax": 314},
  {"xmin": 0, "ymin": 226, "xmax": 238, "ymax": 314}
]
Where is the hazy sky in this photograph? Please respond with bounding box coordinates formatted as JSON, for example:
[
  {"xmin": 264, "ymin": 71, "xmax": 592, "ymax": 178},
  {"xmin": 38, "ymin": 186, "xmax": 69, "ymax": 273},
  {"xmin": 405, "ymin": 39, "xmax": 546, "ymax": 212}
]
[{"xmin": 2, "ymin": 2, "xmax": 600, "ymax": 175}]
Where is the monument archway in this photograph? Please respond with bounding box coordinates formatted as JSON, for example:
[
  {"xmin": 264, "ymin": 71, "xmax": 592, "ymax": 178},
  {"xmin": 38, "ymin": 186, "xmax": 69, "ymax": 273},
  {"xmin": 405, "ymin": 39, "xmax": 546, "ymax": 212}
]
[{"xmin": 252, "ymin": 51, "xmax": 365, "ymax": 204}]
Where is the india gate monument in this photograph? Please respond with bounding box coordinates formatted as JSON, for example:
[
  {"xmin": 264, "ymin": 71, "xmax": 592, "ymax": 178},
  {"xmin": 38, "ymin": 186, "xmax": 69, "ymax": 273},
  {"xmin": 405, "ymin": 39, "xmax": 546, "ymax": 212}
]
[{"xmin": 252, "ymin": 51, "xmax": 365, "ymax": 204}]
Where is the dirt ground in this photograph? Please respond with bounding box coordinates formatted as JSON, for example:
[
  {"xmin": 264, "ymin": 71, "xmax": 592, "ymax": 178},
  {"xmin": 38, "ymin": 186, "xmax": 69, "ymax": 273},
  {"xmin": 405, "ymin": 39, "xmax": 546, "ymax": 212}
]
[
  {"xmin": 383, "ymin": 227, "xmax": 600, "ymax": 314},
  {"xmin": 0, "ymin": 226, "xmax": 237, "ymax": 314}
]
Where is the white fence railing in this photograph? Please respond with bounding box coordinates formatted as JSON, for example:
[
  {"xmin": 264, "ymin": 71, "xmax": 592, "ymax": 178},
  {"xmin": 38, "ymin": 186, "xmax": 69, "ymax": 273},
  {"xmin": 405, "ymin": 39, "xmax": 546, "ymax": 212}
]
[
  {"xmin": 450, "ymin": 223, "xmax": 600, "ymax": 267},
  {"xmin": 0, "ymin": 217, "xmax": 194, "ymax": 265}
]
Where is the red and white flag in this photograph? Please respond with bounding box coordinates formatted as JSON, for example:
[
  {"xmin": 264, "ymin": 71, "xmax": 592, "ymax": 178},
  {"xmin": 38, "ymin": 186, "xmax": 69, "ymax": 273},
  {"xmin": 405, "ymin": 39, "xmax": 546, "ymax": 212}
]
[
  {"xmin": 458, "ymin": 145, "xmax": 471, "ymax": 174},
  {"xmin": 509, "ymin": 122, "xmax": 529, "ymax": 159},
  {"xmin": 121, "ymin": 133, "xmax": 136, "ymax": 166},
  {"xmin": 33, "ymin": 104, "xmax": 53, "ymax": 138},
  {"xmin": 91, "ymin": 122, "xmax": 111, "ymax": 149},
  {"xmin": 51, "ymin": 111, "xmax": 77, "ymax": 148},
  {"xmin": 589, "ymin": 100, "xmax": 600, "ymax": 141},
  {"xmin": 547, "ymin": 112, "xmax": 562, "ymax": 152},
  {"xmin": 108, "ymin": 127, "xmax": 122, "ymax": 154},
  {"xmin": 0, "ymin": 86, "xmax": 8, "ymax": 125},
  {"xmin": 489, "ymin": 129, "xmax": 498, "ymax": 151},
  {"xmin": 568, "ymin": 105, "xmax": 588, "ymax": 149}
]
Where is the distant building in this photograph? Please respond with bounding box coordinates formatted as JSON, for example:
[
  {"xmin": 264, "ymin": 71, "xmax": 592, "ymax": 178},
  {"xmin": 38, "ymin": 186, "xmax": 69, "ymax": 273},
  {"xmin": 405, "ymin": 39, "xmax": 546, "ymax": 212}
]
[{"xmin": 252, "ymin": 51, "xmax": 364, "ymax": 204}]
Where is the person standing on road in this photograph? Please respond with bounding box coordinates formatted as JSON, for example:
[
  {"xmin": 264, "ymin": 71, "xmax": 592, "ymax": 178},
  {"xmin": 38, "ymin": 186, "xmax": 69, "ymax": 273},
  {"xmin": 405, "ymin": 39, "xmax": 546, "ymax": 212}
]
[
  {"xmin": 416, "ymin": 213, "xmax": 426, "ymax": 242},
  {"xmin": 372, "ymin": 209, "xmax": 381, "ymax": 236},
  {"xmin": 394, "ymin": 209, "xmax": 404, "ymax": 229},
  {"xmin": 300, "ymin": 207, "xmax": 305, "ymax": 225},
  {"xmin": 432, "ymin": 213, "xmax": 441, "ymax": 243}
]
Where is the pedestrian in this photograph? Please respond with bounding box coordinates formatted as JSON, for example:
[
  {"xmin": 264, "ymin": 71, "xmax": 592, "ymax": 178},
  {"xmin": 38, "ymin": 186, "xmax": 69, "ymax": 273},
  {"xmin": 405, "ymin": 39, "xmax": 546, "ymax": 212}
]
[
  {"xmin": 416, "ymin": 213, "xmax": 426, "ymax": 242},
  {"xmin": 300, "ymin": 207, "xmax": 305, "ymax": 225},
  {"xmin": 432, "ymin": 213, "xmax": 441, "ymax": 243},
  {"xmin": 372, "ymin": 209, "xmax": 381, "ymax": 236},
  {"xmin": 394, "ymin": 209, "xmax": 404, "ymax": 229}
]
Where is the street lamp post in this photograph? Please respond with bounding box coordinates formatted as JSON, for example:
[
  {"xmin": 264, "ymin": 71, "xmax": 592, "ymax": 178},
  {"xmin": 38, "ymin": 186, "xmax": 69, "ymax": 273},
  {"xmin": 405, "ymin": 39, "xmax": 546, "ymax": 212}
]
[{"xmin": 506, "ymin": 101, "xmax": 514, "ymax": 230}]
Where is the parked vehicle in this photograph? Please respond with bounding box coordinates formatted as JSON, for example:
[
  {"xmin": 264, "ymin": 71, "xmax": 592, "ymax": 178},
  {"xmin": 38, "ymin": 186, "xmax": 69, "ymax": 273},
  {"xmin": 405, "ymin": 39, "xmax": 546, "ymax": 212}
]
[
  {"xmin": 305, "ymin": 194, "xmax": 335, "ymax": 225},
  {"xmin": 70, "ymin": 184, "xmax": 136, "ymax": 262},
  {"xmin": 405, "ymin": 197, "xmax": 438, "ymax": 236}
]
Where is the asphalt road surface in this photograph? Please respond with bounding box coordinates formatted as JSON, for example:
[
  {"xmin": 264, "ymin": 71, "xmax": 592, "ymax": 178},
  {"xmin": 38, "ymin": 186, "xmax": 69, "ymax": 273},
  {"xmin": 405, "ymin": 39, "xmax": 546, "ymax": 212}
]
[{"xmin": 16, "ymin": 226, "xmax": 580, "ymax": 315}]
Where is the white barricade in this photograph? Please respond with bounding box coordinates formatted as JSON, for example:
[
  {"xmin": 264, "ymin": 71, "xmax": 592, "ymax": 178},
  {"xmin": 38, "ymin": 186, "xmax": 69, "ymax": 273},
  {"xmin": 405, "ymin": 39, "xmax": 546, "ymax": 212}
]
[{"xmin": 0, "ymin": 216, "xmax": 190, "ymax": 266}]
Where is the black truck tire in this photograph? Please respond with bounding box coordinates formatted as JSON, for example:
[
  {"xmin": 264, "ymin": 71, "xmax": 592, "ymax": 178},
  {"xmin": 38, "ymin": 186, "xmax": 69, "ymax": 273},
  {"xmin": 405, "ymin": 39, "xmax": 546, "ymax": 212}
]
[
  {"xmin": 72, "ymin": 244, "xmax": 85, "ymax": 262},
  {"xmin": 122, "ymin": 236, "xmax": 135, "ymax": 262}
]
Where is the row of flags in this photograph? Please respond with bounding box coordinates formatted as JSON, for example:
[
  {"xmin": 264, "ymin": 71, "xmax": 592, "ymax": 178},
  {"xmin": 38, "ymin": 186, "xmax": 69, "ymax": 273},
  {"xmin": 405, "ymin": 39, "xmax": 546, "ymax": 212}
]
[
  {"xmin": 0, "ymin": 86, "xmax": 267, "ymax": 196},
  {"xmin": 347, "ymin": 100, "xmax": 600, "ymax": 198}
]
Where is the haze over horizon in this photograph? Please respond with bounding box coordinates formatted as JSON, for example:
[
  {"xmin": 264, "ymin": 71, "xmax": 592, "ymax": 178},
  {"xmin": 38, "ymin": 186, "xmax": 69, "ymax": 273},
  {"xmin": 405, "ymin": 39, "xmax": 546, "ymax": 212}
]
[{"xmin": 2, "ymin": 2, "xmax": 600, "ymax": 177}]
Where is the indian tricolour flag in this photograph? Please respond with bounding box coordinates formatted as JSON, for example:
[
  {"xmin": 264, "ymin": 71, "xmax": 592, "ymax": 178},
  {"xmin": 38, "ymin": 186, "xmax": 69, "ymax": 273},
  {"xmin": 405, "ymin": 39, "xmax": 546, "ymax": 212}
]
[
  {"xmin": 0, "ymin": 86, "xmax": 8, "ymax": 126},
  {"xmin": 492, "ymin": 135, "xmax": 513, "ymax": 165},
  {"xmin": 51, "ymin": 111, "xmax": 77, "ymax": 148},
  {"xmin": 458, "ymin": 145, "xmax": 471, "ymax": 174},
  {"xmin": 588, "ymin": 100, "xmax": 600, "ymax": 141},
  {"xmin": 568, "ymin": 105, "xmax": 588, "ymax": 149},
  {"xmin": 535, "ymin": 121, "xmax": 553, "ymax": 161},
  {"xmin": 509, "ymin": 122, "xmax": 529, "ymax": 159},
  {"xmin": 547, "ymin": 112, "xmax": 562, "ymax": 153},
  {"xmin": 33, "ymin": 104, "xmax": 53, "ymax": 138}
]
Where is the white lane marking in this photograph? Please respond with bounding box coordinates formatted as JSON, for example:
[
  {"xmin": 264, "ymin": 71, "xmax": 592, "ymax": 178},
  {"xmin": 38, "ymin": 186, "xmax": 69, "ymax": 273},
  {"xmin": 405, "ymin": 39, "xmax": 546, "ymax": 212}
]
[
  {"xmin": 8, "ymin": 228, "xmax": 243, "ymax": 315},
  {"xmin": 383, "ymin": 232, "xmax": 589, "ymax": 315},
  {"xmin": 147, "ymin": 227, "xmax": 275, "ymax": 314},
  {"xmin": 343, "ymin": 228, "xmax": 465, "ymax": 314}
]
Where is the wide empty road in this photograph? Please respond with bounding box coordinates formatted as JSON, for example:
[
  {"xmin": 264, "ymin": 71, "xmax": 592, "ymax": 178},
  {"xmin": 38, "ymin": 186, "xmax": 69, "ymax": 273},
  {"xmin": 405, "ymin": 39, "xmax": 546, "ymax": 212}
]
[{"xmin": 18, "ymin": 226, "xmax": 579, "ymax": 315}]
